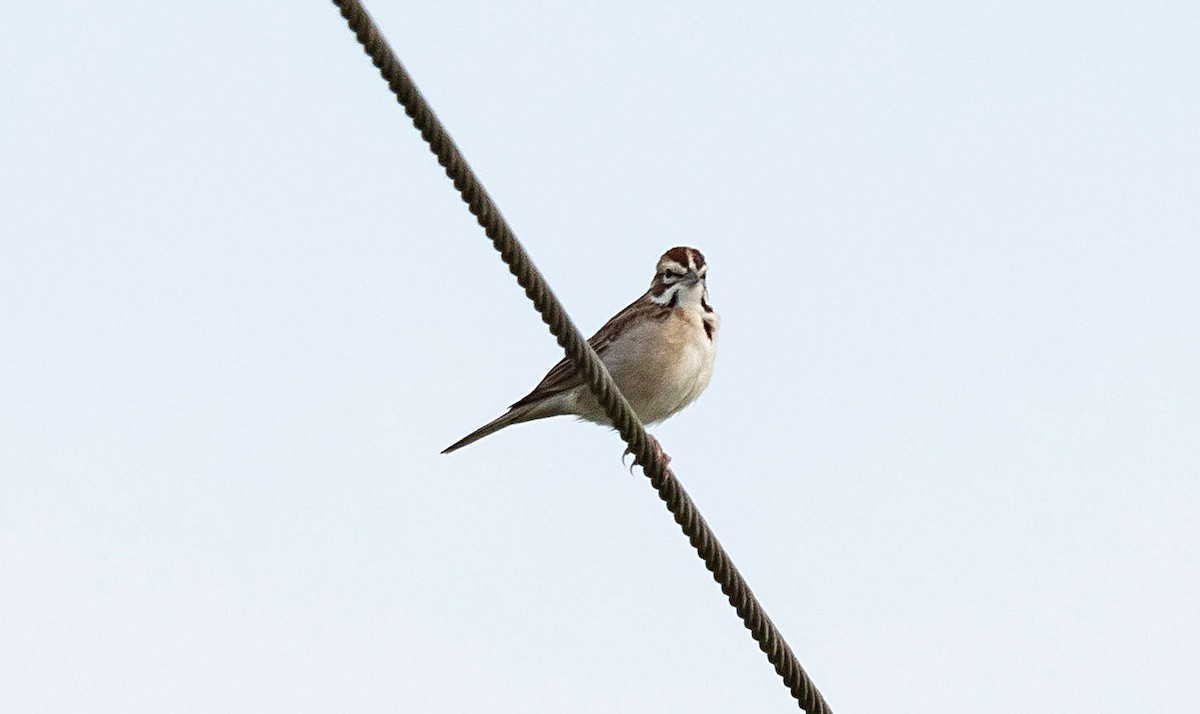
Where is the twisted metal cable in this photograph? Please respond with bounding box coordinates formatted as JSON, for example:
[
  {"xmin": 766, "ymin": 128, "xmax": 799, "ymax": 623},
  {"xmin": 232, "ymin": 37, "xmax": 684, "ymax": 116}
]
[{"xmin": 332, "ymin": 2, "xmax": 832, "ymax": 711}]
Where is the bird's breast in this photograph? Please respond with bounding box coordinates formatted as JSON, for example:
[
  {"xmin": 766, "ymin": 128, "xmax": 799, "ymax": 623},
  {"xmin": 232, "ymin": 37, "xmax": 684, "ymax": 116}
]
[{"xmin": 601, "ymin": 307, "xmax": 717, "ymax": 424}]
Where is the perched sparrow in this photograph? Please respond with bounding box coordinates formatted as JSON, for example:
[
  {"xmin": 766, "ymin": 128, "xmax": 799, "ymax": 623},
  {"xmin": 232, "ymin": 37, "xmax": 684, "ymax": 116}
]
[{"xmin": 443, "ymin": 246, "xmax": 719, "ymax": 455}]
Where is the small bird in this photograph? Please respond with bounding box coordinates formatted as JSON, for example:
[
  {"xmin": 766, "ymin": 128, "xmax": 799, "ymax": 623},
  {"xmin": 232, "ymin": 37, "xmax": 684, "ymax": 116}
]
[{"xmin": 443, "ymin": 246, "xmax": 719, "ymax": 457}]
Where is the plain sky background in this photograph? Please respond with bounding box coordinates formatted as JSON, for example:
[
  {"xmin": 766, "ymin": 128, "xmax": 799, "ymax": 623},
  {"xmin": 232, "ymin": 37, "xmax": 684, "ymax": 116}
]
[{"xmin": 2, "ymin": 2, "xmax": 1197, "ymax": 712}]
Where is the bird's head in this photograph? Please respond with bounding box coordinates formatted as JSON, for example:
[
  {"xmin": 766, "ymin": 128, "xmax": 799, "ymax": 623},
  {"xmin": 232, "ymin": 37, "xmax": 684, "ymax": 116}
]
[{"xmin": 648, "ymin": 246, "xmax": 709, "ymax": 308}]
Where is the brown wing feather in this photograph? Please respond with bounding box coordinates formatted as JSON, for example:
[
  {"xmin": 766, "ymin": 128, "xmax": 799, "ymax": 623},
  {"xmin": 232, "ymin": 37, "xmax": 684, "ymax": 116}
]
[{"xmin": 509, "ymin": 295, "xmax": 670, "ymax": 409}]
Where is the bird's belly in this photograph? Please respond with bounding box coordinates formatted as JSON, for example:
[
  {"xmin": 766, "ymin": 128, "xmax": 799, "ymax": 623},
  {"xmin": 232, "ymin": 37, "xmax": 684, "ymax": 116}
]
[
  {"xmin": 603, "ymin": 321, "xmax": 714, "ymax": 425},
  {"xmin": 565, "ymin": 308, "xmax": 716, "ymax": 426}
]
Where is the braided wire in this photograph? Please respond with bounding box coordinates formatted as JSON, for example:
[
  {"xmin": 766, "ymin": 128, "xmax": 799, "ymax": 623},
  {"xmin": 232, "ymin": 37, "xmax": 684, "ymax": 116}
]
[{"xmin": 332, "ymin": 2, "xmax": 832, "ymax": 711}]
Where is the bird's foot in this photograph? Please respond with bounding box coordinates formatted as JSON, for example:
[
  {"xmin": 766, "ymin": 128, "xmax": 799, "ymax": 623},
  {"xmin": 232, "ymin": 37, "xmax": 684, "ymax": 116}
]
[{"xmin": 622, "ymin": 435, "xmax": 670, "ymax": 473}]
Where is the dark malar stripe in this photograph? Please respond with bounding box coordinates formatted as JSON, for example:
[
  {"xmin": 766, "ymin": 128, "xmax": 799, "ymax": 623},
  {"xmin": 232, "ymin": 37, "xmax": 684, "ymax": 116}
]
[{"xmin": 703, "ymin": 318, "xmax": 715, "ymax": 341}]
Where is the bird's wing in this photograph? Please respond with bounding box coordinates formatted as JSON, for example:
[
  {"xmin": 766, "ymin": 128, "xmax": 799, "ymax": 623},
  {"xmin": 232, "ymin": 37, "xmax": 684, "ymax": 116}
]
[{"xmin": 508, "ymin": 296, "xmax": 668, "ymax": 410}]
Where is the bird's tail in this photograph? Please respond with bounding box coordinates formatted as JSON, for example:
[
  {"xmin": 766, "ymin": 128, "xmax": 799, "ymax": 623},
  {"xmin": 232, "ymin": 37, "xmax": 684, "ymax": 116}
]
[{"xmin": 441, "ymin": 404, "xmax": 543, "ymax": 454}]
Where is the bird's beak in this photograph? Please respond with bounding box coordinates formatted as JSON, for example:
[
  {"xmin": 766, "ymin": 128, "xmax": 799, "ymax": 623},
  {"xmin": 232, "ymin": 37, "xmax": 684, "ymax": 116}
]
[{"xmin": 684, "ymin": 270, "xmax": 702, "ymax": 284}]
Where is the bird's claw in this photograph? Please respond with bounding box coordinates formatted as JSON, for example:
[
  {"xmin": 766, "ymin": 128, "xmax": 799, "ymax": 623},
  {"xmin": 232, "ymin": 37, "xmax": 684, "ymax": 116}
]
[{"xmin": 622, "ymin": 435, "xmax": 670, "ymax": 474}]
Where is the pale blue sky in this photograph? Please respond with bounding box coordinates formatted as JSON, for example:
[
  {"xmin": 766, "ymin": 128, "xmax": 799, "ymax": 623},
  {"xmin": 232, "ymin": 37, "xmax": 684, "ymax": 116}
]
[{"xmin": 2, "ymin": 2, "xmax": 1197, "ymax": 712}]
